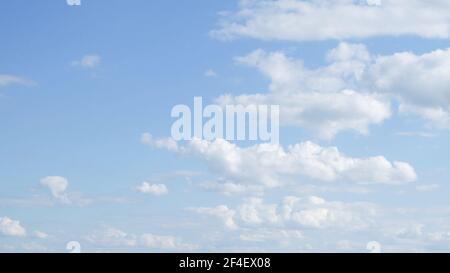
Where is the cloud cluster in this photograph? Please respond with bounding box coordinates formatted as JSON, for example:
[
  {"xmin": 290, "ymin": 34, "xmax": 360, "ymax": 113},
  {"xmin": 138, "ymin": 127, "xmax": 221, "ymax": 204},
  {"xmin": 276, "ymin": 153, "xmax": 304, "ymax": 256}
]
[
  {"xmin": 189, "ymin": 197, "xmax": 450, "ymax": 251},
  {"xmin": 212, "ymin": 0, "xmax": 450, "ymax": 41},
  {"xmin": 189, "ymin": 205, "xmax": 238, "ymax": 230},
  {"xmin": 86, "ymin": 227, "xmax": 196, "ymax": 250},
  {"xmin": 217, "ymin": 44, "xmax": 391, "ymax": 139},
  {"xmin": 367, "ymin": 48, "xmax": 450, "ymax": 129},
  {"xmin": 143, "ymin": 135, "xmax": 417, "ymax": 190},
  {"xmin": 191, "ymin": 195, "xmax": 378, "ymax": 231},
  {"xmin": 219, "ymin": 43, "xmax": 450, "ymax": 136}
]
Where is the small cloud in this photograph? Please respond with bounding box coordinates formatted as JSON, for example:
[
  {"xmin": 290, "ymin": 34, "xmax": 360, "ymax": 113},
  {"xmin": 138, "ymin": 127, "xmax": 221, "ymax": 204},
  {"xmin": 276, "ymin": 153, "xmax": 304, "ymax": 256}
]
[
  {"xmin": 204, "ymin": 69, "xmax": 218, "ymax": 77},
  {"xmin": 71, "ymin": 54, "xmax": 101, "ymax": 68},
  {"xmin": 33, "ymin": 231, "xmax": 49, "ymax": 239},
  {"xmin": 137, "ymin": 182, "xmax": 168, "ymax": 196},
  {"xmin": 0, "ymin": 217, "xmax": 26, "ymax": 237},
  {"xmin": 40, "ymin": 176, "xmax": 93, "ymax": 206},
  {"xmin": 66, "ymin": 0, "xmax": 81, "ymax": 6},
  {"xmin": 40, "ymin": 176, "xmax": 70, "ymax": 204}
]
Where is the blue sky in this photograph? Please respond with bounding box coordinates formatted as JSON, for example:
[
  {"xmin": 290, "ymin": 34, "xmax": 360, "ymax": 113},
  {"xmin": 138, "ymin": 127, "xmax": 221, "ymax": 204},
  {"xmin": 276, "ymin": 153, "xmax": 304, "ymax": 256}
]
[{"xmin": 1, "ymin": 0, "xmax": 450, "ymax": 252}]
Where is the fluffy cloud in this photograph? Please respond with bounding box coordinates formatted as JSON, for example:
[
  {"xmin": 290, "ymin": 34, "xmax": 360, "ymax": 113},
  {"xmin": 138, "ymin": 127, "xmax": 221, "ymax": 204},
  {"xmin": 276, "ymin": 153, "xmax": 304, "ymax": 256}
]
[
  {"xmin": 190, "ymin": 205, "xmax": 238, "ymax": 230},
  {"xmin": 219, "ymin": 90, "xmax": 390, "ymax": 139},
  {"xmin": 220, "ymin": 43, "xmax": 450, "ymax": 134},
  {"xmin": 0, "ymin": 217, "xmax": 26, "ymax": 237},
  {"xmin": 71, "ymin": 54, "xmax": 101, "ymax": 68},
  {"xmin": 136, "ymin": 182, "xmax": 169, "ymax": 196},
  {"xmin": 188, "ymin": 199, "xmax": 450, "ymax": 251},
  {"xmin": 217, "ymin": 44, "xmax": 391, "ymax": 139},
  {"xmin": 145, "ymin": 136, "xmax": 417, "ymax": 188},
  {"xmin": 141, "ymin": 133, "xmax": 178, "ymax": 152},
  {"xmin": 239, "ymin": 197, "xmax": 281, "ymax": 225},
  {"xmin": 245, "ymin": 195, "xmax": 377, "ymax": 230},
  {"xmin": 40, "ymin": 176, "xmax": 70, "ymax": 203},
  {"xmin": 281, "ymin": 196, "xmax": 377, "ymax": 229},
  {"xmin": 367, "ymin": 48, "xmax": 450, "ymax": 129},
  {"xmin": 212, "ymin": 0, "xmax": 450, "ymax": 41},
  {"xmin": 233, "ymin": 43, "xmax": 369, "ymax": 94},
  {"xmin": 191, "ymin": 195, "xmax": 378, "ymax": 231}
]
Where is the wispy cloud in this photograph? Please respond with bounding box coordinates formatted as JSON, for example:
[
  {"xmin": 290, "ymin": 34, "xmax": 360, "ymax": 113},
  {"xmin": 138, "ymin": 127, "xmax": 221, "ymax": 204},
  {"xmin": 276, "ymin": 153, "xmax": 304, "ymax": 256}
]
[
  {"xmin": 396, "ymin": 131, "xmax": 437, "ymax": 138},
  {"xmin": 71, "ymin": 54, "xmax": 101, "ymax": 68},
  {"xmin": 0, "ymin": 75, "xmax": 34, "ymax": 88},
  {"xmin": 204, "ymin": 69, "xmax": 218, "ymax": 77}
]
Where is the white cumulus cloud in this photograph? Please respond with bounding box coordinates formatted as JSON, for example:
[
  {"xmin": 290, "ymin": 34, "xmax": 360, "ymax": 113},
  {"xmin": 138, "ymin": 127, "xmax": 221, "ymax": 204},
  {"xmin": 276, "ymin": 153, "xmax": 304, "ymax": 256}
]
[
  {"xmin": 136, "ymin": 182, "xmax": 169, "ymax": 196},
  {"xmin": 218, "ymin": 43, "xmax": 450, "ymax": 135},
  {"xmin": 217, "ymin": 45, "xmax": 391, "ymax": 139},
  {"xmin": 190, "ymin": 195, "xmax": 378, "ymax": 231},
  {"xmin": 141, "ymin": 133, "xmax": 178, "ymax": 152},
  {"xmin": 147, "ymin": 136, "xmax": 417, "ymax": 188},
  {"xmin": 367, "ymin": 48, "xmax": 450, "ymax": 129},
  {"xmin": 0, "ymin": 217, "xmax": 26, "ymax": 237},
  {"xmin": 212, "ymin": 0, "xmax": 450, "ymax": 41},
  {"xmin": 190, "ymin": 205, "xmax": 238, "ymax": 230}
]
